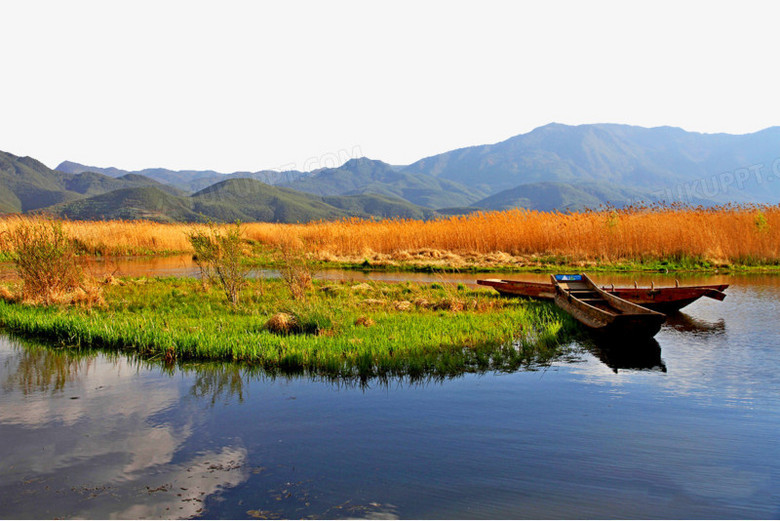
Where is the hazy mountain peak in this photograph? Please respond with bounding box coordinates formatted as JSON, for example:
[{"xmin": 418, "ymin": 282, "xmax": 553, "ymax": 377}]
[{"xmin": 339, "ymin": 157, "xmax": 391, "ymax": 170}]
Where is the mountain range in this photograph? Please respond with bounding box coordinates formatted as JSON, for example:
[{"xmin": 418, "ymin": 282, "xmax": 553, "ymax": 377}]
[{"xmin": 3, "ymin": 122, "xmax": 780, "ymax": 222}]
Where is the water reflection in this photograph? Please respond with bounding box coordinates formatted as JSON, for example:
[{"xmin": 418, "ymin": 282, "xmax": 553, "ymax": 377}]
[
  {"xmin": 3, "ymin": 335, "xmax": 573, "ymax": 407},
  {"xmin": 189, "ymin": 364, "xmax": 248, "ymax": 405},
  {"xmin": 2, "ymin": 343, "xmax": 97, "ymax": 395},
  {"xmin": 583, "ymin": 336, "xmax": 667, "ymax": 373},
  {"xmin": 0, "ymin": 336, "xmax": 250, "ymax": 520},
  {"xmin": 3, "ymin": 271, "xmax": 780, "ymax": 520},
  {"xmin": 0, "ymin": 336, "xmax": 490, "ymax": 519},
  {"xmin": 0, "ymin": 255, "xmax": 751, "ymax": 287},
  {"xmin": 664, "ymin": 312, "xmax": 726, "ymax": 336}
]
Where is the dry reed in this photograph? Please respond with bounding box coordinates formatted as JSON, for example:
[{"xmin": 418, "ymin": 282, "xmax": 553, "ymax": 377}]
[
  {"xmin": 2, "ymin": 204, "xmax": 779, "ymax": 266},
  {"xmin": 0, "ymin": 215, "xmax": 192, "ymax": 255},
  {"xmin": 242, "ymin": 204, "xmax": 780, "ymax": 266}
]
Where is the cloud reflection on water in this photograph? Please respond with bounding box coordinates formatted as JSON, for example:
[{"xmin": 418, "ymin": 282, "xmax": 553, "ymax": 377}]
[{"xmin": 0, "ymin": 338, "xmax": 249, "ymax": 519}]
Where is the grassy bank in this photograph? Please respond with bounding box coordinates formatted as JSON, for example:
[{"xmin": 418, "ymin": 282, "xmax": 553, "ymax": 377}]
[{"xmin": 0, "ymin": 277, "xmax": 580, "ymax": 378}]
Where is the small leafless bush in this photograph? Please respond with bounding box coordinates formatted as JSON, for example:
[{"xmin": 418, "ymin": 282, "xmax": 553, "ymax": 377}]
[
  {"xmin": 277, "ymin": 239, "xmax": 314, "ymax": 301},
  {"xmin": 187, "ymin": 223, "xmax": 250, "ymax": 305}
]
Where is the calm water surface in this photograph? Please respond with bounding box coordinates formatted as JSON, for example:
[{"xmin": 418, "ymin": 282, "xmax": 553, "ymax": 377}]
[{"xmin": 1, "ymin": 270, "xmax": 780, "ymax": 519}]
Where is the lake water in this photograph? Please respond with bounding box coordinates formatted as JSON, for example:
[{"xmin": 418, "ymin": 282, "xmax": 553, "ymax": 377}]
[{"xmin": 1, "ymin": 267, "xmax": 780, "ymax": 519}]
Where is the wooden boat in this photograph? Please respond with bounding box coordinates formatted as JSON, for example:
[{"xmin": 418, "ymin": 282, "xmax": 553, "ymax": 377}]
[
  {"xmin": 477, "ymin": 278, "xmax": 728, "ymax": 312},
  {"xmin": 552, "ymin": 274, "xmax": 666, "ymax": 338}
]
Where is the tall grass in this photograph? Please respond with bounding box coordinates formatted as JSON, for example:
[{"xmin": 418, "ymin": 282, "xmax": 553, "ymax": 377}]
[
  {"xmin": 2, "ymin": 204, "xmax": 780, "ymax": 266},
  {"xmin": 0, "ymin": 216, "xmax": 192, "ymax": 256},
  {"xmin": 241, "ymin": 204, "xmax": 780, "ymax": 266}
]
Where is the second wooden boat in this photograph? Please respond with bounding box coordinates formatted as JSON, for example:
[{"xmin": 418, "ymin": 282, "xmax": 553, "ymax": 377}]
[
  {"xmin": 552, "ymin": 274, "xmax": 666, "ymax": 338},
  {"xmin": 477, "ymin": 278, "xmax": 728, "ymax": 312}
]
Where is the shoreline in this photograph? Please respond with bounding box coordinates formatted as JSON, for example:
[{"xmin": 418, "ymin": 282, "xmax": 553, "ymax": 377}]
[
  {"xmin": 15, "ymin": 251, "xmax": 780, "ymax": 275},
  {"xmin": 0, "ymin": 277, "xmax": 581, "ymax": 377}
]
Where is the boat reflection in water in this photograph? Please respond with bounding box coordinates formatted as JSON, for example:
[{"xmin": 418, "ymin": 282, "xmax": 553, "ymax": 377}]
[
  {"xmin": 664, "ymin": 312, "xmax": 726, "ymax": 336},
  {"xmin": 584, "ymin": 335, "xmax": 667, "ymax": 373},
  {"xmin": 582, "ymin": 310, "xmax": 727, "ymax": 373}
]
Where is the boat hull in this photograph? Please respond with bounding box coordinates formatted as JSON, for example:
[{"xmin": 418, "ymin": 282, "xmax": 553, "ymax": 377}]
[
  {"xmin": 551, "ymin": 274, "xmax": 667, "ymax": 339},
  {"xmin": 553, "ymin": 293, "xmax": 666, "ymax": 337},
  {"xmin": 477, "ymin": 279, "xmax": 728, "ymax": 312}
]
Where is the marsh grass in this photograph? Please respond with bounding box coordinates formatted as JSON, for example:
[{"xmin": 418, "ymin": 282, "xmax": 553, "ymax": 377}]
[
  {"xmin": 4, "ymin": 205, "xmax": 780, "ymax": 273},
  {"xmin": 0, "ymin": 277, "xmax": 579, "ymax": 378}
]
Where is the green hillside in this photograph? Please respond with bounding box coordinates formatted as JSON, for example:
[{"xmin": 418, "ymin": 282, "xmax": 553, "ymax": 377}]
[
  {"xmin": 46, "ymin": 187, "xmax": 203, "ymax": 222},
  {"xmin": 43, "ymin": 178, "xmax": 440, "ymax": 223},
  {"xmin": 0, "ymin": 151, "xmax": 83, "ymax": 212},
  {"xmin": 323, "ymin": 193, "xmax": 437, "ymax": 220},
  {"xmin": 0, "ymin": 150, "xmax": 184, "ymax": 213},
  {"xmin": 284, "ymin": 157, "xmax": 486, "ymax": 208},
  {"xmin": 10, "ymin": 123, "xmax": 780, "ymax": 221},
  {"xmin": 472, "ymin": 182, "xmax": 654, "ymax": 212},
  {"xmin": 191, "ymin": 179, "xmax": 351, "ymax": 222},
  {"xmin": 56, "ymin": 160, "xmax": 311, "ymax": 192}
]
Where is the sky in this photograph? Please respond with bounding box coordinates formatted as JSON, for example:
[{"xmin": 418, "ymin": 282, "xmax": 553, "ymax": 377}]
[{"xmin": 1, "ymin": 0, "xmax": 778, "ymax": 173}]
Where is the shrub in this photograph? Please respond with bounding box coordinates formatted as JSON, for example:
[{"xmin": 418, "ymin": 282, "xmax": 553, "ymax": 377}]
[
  {"xmin": 7, "ymin": 220, "xmax": 96, "ymax": 305},
  {"xmin": 276, "ymin": 239, "xmax": 314, "ymax": 300},
  {"xmin": 265, "ymin": 312, "xmax": 298, "ymax": 334},
  {"xmin": 264, "ymin": 308, "xmax": 332, "ymax": 335},
  {"xmin": 354, "ymin": 316, "xmax": 376, "ymax": 327},
  {"xmin": 187, "ymin": 222, "xmax": 249, "ymax": 305}
]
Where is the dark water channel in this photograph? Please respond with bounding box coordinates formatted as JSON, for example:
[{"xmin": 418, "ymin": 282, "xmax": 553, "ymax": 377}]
[{"xmin": 1, "ymin": 262, "xmax": 780, "ymax": 519}]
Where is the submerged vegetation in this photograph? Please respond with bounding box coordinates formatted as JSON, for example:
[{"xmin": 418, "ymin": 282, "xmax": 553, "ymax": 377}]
[{"xmin": 0, "ymin": 277, "xmax": 579, "ymax": 378}]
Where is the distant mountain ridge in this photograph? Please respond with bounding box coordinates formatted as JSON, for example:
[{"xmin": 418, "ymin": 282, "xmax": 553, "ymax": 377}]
[
  {"xmin": 402, "ymin": 123, "xmax": 780, "ymax": 204},
  {"xmin": 2, "ymin": 122, "xmax": 779, "ymax": 222},
  {"xmin": 282, "ymin": 157, "xmax": 486, "ymax": 208},
  {"xmin": 46, "ymin": 178, "xmax": 438, "ymax": 223},
  {"xmin": 0, "ymin": 150, "xmax": 178, "ymax": 213},
  {"xmin": 56, "ymin": 160, "xmax": 312, "ymax": 192},
  {"xmin": 1, "ymin": 151, "xmax": 438, "ymax": 222}
]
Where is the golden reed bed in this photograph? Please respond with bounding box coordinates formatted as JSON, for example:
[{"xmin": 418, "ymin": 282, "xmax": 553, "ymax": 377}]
[{"xmin": 1, "ymin": 206, "xmax": 779, "ymax": 266}]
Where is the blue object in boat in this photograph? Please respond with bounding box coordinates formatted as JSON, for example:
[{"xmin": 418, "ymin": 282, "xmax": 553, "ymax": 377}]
[{"xmin": 554, "ymin": 274, "xmax": 582, "ymax": 281}]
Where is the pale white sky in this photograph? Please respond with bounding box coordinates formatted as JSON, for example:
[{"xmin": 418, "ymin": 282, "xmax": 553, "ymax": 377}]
[{"xmin": 1, "ymin": 0, "xmax": 778, "ymax": 172}]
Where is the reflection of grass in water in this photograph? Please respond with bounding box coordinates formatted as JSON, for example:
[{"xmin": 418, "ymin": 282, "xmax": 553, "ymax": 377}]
[
  {"xmin": 0, "ymin": 277, "xmax": 580, "ymax": 380},
  {"xmin": 1, "ymin": 339, "xmax": 587, "ymax": 408},
  {"xmin": 0, "ymin": 335, "xmax": 106, "ymax": 395}
]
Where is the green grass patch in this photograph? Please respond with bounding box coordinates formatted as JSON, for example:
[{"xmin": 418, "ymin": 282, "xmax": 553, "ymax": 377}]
[{"xmin": 0, "ymin": 277, "xmax": 580, "ymax": 378}]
